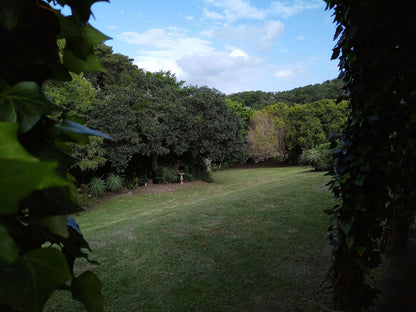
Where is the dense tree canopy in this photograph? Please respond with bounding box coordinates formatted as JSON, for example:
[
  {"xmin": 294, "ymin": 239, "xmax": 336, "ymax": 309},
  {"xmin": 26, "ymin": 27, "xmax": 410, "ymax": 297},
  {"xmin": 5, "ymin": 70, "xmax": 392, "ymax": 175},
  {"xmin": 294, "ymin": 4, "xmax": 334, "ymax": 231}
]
[
  {"xmin": 229, "ymin": 78, "xmax": 345, "ymax": 110},
  {"xmin": 246, "ymin": 99, "xmax": 347, "ymax": 163}
]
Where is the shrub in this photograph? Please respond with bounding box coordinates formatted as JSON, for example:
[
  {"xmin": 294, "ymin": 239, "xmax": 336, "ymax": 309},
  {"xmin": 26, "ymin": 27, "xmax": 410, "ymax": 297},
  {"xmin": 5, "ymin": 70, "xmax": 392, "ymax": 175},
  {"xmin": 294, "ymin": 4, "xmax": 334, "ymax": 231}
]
[
  {"xmin": 300, "ymin": 142, "xmax": 334, "ymax": 171},
  {"xmin": 153, "ymin": 167, "xmax": 179, "ymax": 184},
  {"xmin": 106, "ymin": 173, "xmax": 124, "ymax": 192},
  {"xmin": 127, "ymin": 175, "xmax": 148, "ymax": 189},
  {"xmin": 88, "ymin": 176, "xmax": 106, "ymax": 197}
]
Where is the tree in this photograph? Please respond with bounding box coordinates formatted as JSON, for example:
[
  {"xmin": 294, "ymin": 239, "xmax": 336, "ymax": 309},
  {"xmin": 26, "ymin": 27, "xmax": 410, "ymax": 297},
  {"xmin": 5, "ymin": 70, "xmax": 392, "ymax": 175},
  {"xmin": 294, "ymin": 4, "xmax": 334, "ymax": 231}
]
[
  {"xmin": 324, "ymin": 0, "xmax": 416, "ymax": 311},
  {"xmin": 184, "ymin": 86, "xmax": 247, "ymax": 165},
  {"xmin": 246, "ymin": 111, "xmax": 286, "ymax": 162},
  {"xmin": 0, "ymin": 1, "xmax": 109, "ymax": 311},
  {"xmin": 246, "ymin": 104, "xmax": 288, "ymax": 162},
  {"xmin": 43, "ymin": 72, "xmax": 97, "ymax": 121}
]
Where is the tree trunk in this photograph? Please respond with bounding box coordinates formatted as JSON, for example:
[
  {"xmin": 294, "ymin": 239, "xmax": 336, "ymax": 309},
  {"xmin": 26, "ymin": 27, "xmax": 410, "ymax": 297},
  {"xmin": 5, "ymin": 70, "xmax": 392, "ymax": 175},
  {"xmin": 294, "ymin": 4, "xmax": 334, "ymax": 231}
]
[{"xmin": 151, "ymin": 154, "xmax": 158, "ymax": 171}]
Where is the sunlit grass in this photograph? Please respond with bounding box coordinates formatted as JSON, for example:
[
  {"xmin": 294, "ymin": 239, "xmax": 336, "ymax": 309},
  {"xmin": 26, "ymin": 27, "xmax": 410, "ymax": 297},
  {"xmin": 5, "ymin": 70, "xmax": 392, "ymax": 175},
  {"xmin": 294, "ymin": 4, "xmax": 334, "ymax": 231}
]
[{"xmin": 46, "ymin": 167, "xmax": 333, "ymax": 312}]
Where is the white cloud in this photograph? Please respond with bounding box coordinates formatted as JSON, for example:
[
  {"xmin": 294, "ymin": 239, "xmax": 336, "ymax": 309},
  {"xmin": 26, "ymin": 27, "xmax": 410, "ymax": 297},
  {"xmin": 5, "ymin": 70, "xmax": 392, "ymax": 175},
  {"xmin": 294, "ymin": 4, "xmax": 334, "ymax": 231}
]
[
  {"xmin": 274, "ymin": 62, "xmax": 307, "ymax": 80},
  {"xmin": 202, "ymin": 0, "xmax": 322, "ymax": 21},
  {"xmin": 177, "ymin": 48, "xmax": 263, "ymax": 92},
  {"xmin": 297, "ymin": 34, "xmax": 305, "ymax": 40},
  {"xmin": 211, "ymin": 20, "xmax": 284, "ymax": 51},
  {"xmin": 117, "ymin": 27, "xmax": 263, "ymax": 92},
  {"xmin": 118, "ymin": 28, "xmax": 215, "ymax": 76},
  {"xmin": 269, "ymin": 1, "xmax": 321, "ymax": 18},
  {"xmin": 203, "ymin": 0, "xmax": 267, "ymax": 21}
]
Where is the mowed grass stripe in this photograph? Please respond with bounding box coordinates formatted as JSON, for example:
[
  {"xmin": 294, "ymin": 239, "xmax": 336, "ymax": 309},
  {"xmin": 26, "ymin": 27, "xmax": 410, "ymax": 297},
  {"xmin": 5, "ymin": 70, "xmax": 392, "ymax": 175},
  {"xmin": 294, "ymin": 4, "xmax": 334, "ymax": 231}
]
[{"xmin": 47, "ymin": 167, "xmax": 332, "ymax": 312}]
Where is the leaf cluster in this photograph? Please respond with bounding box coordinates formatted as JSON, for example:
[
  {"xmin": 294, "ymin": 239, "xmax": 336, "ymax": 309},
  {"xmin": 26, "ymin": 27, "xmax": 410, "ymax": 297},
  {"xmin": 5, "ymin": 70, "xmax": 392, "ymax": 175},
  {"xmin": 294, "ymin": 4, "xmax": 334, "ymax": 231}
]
[
  {"xmin": 1, "ymin": 1, "xmax": 110, "ymax": 311},
  {"xmin": 324, "ymin": 0, "xmax": 416, "ymax": 309}
]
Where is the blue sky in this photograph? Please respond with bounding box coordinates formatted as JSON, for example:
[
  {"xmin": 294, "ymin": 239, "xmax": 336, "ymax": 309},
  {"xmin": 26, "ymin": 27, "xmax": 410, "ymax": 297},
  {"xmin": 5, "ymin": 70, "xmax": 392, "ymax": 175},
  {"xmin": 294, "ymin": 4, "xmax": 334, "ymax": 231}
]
[{"xmin": 84, "ymin": 0, "xmax": 339, "ymax": 94}]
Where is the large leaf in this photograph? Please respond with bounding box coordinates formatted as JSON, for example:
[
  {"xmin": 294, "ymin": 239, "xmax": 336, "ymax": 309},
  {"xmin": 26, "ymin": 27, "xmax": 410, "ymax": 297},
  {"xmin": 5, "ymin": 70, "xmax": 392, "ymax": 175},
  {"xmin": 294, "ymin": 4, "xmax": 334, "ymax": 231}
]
[
  {"xmin": 20, "ymin": 187, "xmax": 84, "ymax": 218},
  {"xmin": 0, "ymin": 82, "xmax": 60, "ymax": 133},
  {"xmin": 0, "ymin": 224, "xmax": 19, "ymax": 266},
  {"xmin": 71, "ymin": 271, "xmax": 103, "ymax": 312},
  {"xmin": 55, "ymin": 0, "xmax": 109, "ymax": 25},
  {"xmin": 0, "ymin": 248, "xmax": 72, "ymax": 312},
  {"xmin": 0, "ymin": 122, "xmax": 68, "ymax": 214},
  {"xmin": 36, "ymin": 215, "xmax": 69, "ymax": 239},
  {"xmin": 56, "ymin": 15, "xmax": 110, "ymax": 73},
  {"xmin": 56, "ymin": 120, "xmax": 111, "ymax": 141}
]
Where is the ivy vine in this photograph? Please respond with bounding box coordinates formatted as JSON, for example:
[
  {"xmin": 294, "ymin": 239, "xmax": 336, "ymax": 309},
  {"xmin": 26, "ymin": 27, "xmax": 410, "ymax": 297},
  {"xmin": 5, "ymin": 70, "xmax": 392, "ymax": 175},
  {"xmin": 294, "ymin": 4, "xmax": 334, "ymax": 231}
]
[
  {"xmin": 0, "ymin": 1, "xmax": 110, "ymax": 311},
  {"xmin": 324, "ymin": 0, "xmax": 416, "ymax": 310}
]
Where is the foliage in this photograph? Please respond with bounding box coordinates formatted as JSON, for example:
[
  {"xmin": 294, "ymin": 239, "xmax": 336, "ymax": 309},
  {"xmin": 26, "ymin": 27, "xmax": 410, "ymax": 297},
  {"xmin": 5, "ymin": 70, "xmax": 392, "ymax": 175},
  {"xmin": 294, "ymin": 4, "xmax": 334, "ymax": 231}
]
[
  {"xmin": 246, "ymin": 109, "xmax": 286, "ymax": 163},
  {"xmin": 153, "ymin": 167, "xmax": 179, "ymax": 184},
  {"xmin": 245, "ymin": 100, "xmax": 347, "ymax": 163},
  {"xmin": 0, "ymin": 1, "xmax": 108, "ymax": 311},
  {"xmin": 228, "ymin": 78, "xmax": 345, "ymax": 110},
  {"xmin": 43, "ymin": 72, "xmax": 97, "ymax": 121},
  {"xmin": 184, "ymin": 86, "xmax": 248, "ymax": 165},
  {"xmin": 225, "ymin": 98, "xmax": 255, "ymax": 134},
  {"xmin": 71, "ymin": 136, "xmax": 107, "ymax": 171},
  {"xmin": 88, "ymin": 177, "xmax": 106, "ymax": 197},
  {"xmin": 300, "ymin": 142, "xmax": 334, "ymax": 171},
  {"xmin": 126, "ymin": 175, "xmax": 148, "ymax": 189},
  {"xmin": 105, "ymin": 173, "xmax": 124, "ymax": 192},
  {"xmin": 324, "ymin": 0, "xmax": 416, "ymax": 310}
]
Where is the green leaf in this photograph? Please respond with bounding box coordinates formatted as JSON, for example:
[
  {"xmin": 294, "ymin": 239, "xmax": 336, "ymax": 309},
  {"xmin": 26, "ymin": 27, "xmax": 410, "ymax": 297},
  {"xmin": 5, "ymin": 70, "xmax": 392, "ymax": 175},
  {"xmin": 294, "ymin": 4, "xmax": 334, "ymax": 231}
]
[
  {"xmin": 0, "ymin": 82, "xmax": 60, "ymax": 133},
  {"xmin": 55, "ymin": 0, "xmax": 109, "ymax": 25},
  {"xmin": 339, "ymin": 220, "xmax": 353, "ymax": 234},
  {"xmin": 0, "ymin": 225, "xmax": 19, "ymax": 266},
  {"xmin": 71, "ymin": 271, "xmax": 103, "ymax": 312},
  {"xmin": 56, "ymin": 15, "xmax": 110, "ymax": 73},
  {"xmin": 0, "ymin": 122, "xmax": 33, "ymax": 159},
  {"xmin": 0, "ymin": 122, "xmax": 68, "ymax": 214},
  {"xmin": 0, "ymin": 248, "xmax": 72, "ymax": 312},
  {"xmin": 0, "ymin": 0, "xmax": 24, "ymax": 31},
  {"xmin": 56, "ymin": 120, "xmax": 111, "ymax": 140},
  {"xmin": 356, "ymin": 246, "xmax": 367, "ymax": 256},
  {"xmin": 36, "ymin": 215, "xmax": 69, "ymax": 238},
  {"xmin": 345, "ymin": 235, "xmax": 354, "ymax": 248},
  {"xmin": 20, "ymin": 187, "xmax": 84, "ymax": 218}
]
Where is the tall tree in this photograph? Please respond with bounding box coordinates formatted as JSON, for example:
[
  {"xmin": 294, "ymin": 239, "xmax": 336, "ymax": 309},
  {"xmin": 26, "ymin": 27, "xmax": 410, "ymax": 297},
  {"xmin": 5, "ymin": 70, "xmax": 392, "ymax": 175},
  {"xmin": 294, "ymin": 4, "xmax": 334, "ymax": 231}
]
[{"xmin": 325, "ymin": 0, "xmax": 416, "ymax": 311}]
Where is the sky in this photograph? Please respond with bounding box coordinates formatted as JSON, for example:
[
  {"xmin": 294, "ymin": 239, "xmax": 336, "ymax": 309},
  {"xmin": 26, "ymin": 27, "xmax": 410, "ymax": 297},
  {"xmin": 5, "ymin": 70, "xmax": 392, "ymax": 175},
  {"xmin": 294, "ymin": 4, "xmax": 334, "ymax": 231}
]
[{"xmin": 83, "ymin": 0, "xmax": 339, "ymax": 94}]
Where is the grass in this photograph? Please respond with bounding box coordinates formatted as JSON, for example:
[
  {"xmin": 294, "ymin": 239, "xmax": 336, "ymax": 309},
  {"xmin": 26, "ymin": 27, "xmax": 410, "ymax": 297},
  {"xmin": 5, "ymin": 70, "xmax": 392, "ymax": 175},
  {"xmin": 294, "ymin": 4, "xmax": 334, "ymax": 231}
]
[{"xmin": 46, "ymin": 167, "xmax": 333, "ymax": 312}]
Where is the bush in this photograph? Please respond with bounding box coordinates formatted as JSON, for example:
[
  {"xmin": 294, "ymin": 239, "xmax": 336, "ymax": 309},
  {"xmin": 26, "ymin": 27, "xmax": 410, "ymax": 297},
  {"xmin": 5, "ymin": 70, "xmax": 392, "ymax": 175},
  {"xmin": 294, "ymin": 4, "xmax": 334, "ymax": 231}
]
[
  {"xmin": 127, "ymin": 175, "xmax": 148, "ymax": 189},
  {"xmin": 153, "ymin": 167, "xmax": 179, "ymax": 184},
  {"xmin": 300, "ymin": 142, "xmax": 334, "ymax": 171},
  {"xmin": 106, "ymin": 173, "xmax": 124, "ymax": 192},
  {"xmin": 88, "ymin": 176, "xmax": 106, "ymax": 197}
]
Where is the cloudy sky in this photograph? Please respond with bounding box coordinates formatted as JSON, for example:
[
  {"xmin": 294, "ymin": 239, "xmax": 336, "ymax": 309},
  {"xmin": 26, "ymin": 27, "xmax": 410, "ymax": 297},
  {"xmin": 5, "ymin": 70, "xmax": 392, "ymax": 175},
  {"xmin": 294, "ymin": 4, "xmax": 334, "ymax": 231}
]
[{"xmin": 87, "ymin": 0, "xmax": 339, "ymax": 94}]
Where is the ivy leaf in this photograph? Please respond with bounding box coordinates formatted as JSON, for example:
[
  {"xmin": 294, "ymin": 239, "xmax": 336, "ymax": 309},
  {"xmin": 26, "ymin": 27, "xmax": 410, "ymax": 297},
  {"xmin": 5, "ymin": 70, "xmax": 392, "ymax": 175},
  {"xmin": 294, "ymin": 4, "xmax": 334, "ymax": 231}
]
[
  {"xmin": 56, "ymin": 15, "xmax": 110, "ymax": 73},
  {"xmin": 36, "ymin": 215, "xmax": 69, "ymax": 239},
  {"xmin": 0, "ymin": 82, "xmax": 60, "ymax": 133},
  {"xmin": 55, "ymin": 0, "xmax": 109, "ymax": 25},
  {"xmin": 0, "ymin": 248, "xmax": 72, "ymax": 312},
  {"xmin": 345, "ymin": 235, "xmax": 354, "ymax": 248},
  {"xmin": 0, "ymin": 225, "xmax": 19, "ymax": 266},
  {"xmin": 0, "ymin": 122, "xmax": 68, "ymax": 215},
  {"xmin": 71, "ymin": 271, "xmax": 103, "ymax": 312},
  {"xmin": 56, "ymin": 120, "xmax": 111, "ymax": 141},
  {"xmin": 339, "ymin": 220, "xmax": 353, "ymax": 234},
  {"xmin": 20, "ymin": 187, "xmax": 84, "ymax": 218}
]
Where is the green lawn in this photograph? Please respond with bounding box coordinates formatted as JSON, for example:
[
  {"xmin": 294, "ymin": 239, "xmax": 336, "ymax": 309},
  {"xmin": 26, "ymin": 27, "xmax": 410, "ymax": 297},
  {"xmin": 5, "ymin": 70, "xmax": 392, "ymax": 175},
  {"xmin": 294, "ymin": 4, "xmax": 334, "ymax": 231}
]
[{"xmin": 46, "ymin": 167, "xmax": 333, "ymax": 312}]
